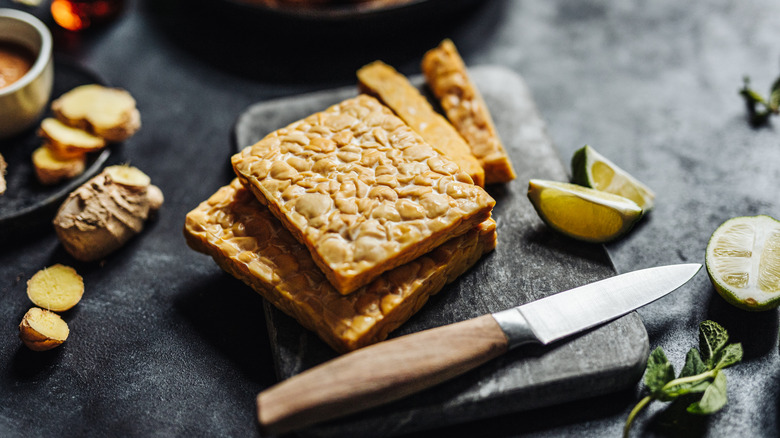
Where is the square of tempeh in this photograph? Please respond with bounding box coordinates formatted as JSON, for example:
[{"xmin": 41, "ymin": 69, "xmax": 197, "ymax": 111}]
[
  {"xmin": 357, "ymin": 60, "xmax": 485, "ymax": 187},
  {"xmin": 232, "ymin": 94, "xmax": 495, "ymax": 295},
  {"xmin": 422, "ymin": 39, "xmax": 517, "ymax": 185},
  {"xmin": 184, "ymin": 180, "xmax": 497, "ymax": 353}
]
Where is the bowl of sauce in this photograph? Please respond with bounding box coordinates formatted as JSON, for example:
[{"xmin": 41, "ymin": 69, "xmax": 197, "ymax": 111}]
[{"xmin": 0, "ymin": 9, "xmax": 53, "ymax": 140}]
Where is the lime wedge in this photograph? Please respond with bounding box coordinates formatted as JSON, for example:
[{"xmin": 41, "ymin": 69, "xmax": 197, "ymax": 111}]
[
  {"xmin": 705, "ymin": 215, "xmax": 780, "ymax": 311},
  {"xmin": 527, "ymin": 179, "xmax": 643, "ymax": 243},
  {"xmin": 571, "ymin": 145, "xmax": 656, "ymax": 211}
]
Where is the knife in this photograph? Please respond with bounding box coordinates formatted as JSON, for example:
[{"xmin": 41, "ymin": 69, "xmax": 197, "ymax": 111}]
[{"xmin": 256, "ymin": 263, "xmax": 701, "ymax": 434}]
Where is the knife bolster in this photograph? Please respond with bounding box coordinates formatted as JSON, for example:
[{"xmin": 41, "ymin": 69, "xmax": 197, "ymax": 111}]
[{"xmin": 491, "ymin": 308, "xmax": 539, "ymax": 350}]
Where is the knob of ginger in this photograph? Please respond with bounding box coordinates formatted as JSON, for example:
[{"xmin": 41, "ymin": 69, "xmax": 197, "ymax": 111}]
[{"xmin": 53, "ymin": 165, "xmax": 163, "ymax": 262}]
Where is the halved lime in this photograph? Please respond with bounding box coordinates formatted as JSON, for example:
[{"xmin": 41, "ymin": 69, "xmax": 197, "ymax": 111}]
[
  {"xmin": 571, "ymin": 145, "xmax": 656, "ymax": 211},
  {"xmin": 527, "ymin": 179, "xmax": 644, "ymax": 243},
  {"xmin": 705, "ymin": 215, "xmax": 780, "ymax": 311}
]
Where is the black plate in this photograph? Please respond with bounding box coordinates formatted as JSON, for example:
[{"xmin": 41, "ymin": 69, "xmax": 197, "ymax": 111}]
[
  {"xmin": 0, "ymin": 58, "xmax": 109, "ymax": 237},
  {"xmin": 212, "ymin": 0, "xmax": 482, "ymax": 29},
  {"xmin": 218, "ymin": 0, "xmax": 471, "ymax": 21},
  {"xmin": 221, "ymin": 0, "xmax": 428, "ymax": 20}
]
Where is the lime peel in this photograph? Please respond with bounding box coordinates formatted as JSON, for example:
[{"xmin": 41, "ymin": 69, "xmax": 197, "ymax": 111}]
[
  {"xmin": 571, "ymin": 145, "xmax": 656, "ymax": 211},
  {"xmin": 527, "ymin": 179, "xmax": 643, "ymax": 243}
]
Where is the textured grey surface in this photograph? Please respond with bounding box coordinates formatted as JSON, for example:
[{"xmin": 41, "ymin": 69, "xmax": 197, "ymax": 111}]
[
  {"xmin": 235, "ymin": 67, "xmax": 650, "ymax": 437},
  {"xmin": 0, "ymin": 0, "xmax": 778, "ymax": 437}
]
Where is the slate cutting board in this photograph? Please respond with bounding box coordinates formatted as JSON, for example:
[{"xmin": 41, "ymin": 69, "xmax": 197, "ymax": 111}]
[{"xmin": 233, "ymin": 65, "xmax": 649, "ymax": 437}]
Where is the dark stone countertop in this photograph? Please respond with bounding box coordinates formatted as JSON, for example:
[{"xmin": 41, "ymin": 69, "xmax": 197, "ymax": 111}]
[{"xmin": 1, "ymin": 1, "xmax": 779, "ymax": 437}]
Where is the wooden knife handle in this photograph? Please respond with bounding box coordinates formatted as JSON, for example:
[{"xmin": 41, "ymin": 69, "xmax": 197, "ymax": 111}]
[{"xmin": 256, "ymin": 314, "xmax": 509, "ymax": 434}]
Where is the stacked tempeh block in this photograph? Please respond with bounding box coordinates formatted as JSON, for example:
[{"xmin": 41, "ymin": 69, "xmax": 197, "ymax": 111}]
[{"xmin": 184, "ymin": 40, "xmax": 514, "ymax": 353}]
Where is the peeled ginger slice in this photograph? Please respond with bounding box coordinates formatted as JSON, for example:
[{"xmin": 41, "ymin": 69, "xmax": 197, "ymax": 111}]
[
  {"xmin": 32, "ymin": 145, "xmax": 87, "ymax": 185},
  {"xmin": 27, "ymin": 264, "xmax": 84, "ymax": 312},
  {"xmin": 40, "ymin": 117, "xmax": 106, "ymax": 154},
  {"xmin": 52, "ymin": 84, "xmax": 141, "ymax": 142}
]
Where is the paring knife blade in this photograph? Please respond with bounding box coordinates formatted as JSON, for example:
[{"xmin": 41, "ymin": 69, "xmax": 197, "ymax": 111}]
[
  {"xmin": 256, "ymin": 263, "xmax": 701, "ymax": 434},
  {"xmin": 493, "ymin": 263, "xmax": 702, "ymax": 347}
]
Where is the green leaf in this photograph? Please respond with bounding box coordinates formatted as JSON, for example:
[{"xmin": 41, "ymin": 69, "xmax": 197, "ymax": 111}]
[
  {"xmin": 664, "ymin": 379, "xmax": 710, "ymax": 399},
  {"xmin": 661, "ymin": 348, "xmax": 711, "ymax": 399},
  {"xmin": 713, "ymin": 343, "xmax": 743, "ymax": 370},
  {"xmin": 769, "ymin": 87, "xmax": 780, "ymax": 112},
  {"xmin": 769, "ymin": 76, "xmax": 780, "ymax": 110},
  {"xmin": 626, "ymin": 320, "xmax": 744, "ymax": 437},
  {"xmin": 741, "ymin": 86, "xmax": 766, "ymax": 105},
  {"xmin": 645, "ymin": 347, "xmax": 675, "ymax": 395},
  {"xmin": 687, "ymin": 371, "xmax": 728, "ymax": 415},
  {"xmin": 680, "ymin": 348, "xmax": 707, "ymax": 377},
  {"xmin": 739, "ymin": 75, "xmax": 779, "ymax": 125},
  {"xmin": 699, "ymin": 321, "xmax": 729, "ymax": 367}
]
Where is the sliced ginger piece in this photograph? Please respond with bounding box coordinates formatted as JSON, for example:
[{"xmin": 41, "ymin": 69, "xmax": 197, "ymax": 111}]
[
  {"xmin": 39, "ymin": 117, "xmax": 106, "ymax": 157},
  {"xmin": 52, "ymin": 84, "xmax": 141, "ymax": 142},
  {"xmin": 19, "ymin": 307, "xmax": 70, "ymax": 351},
  {"xmin": 32, "ymin": 145, "xmax": 87, "ymax": 185},
  {"xmin": 105, "ymin": 164, "xmax": 151, "ymax": 189},
  {"xmin": 27, "ymin": 264, "xmax": 85, "ymax": 312}
]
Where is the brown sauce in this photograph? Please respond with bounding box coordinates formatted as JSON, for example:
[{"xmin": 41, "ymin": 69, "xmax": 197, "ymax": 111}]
[{"xmin": 0, "ymin": 41, "xmax": 35, "ymax": 89}]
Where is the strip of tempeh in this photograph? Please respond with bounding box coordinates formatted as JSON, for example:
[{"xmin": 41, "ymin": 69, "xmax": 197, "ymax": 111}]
[
  {"xmin": 184, "ymin": 180, "xmax": 497, "ymax": 353},
  {"xmin": 357, "ymin": 61, "xmax": 485, "ymax": 187},
  {"xmin": 232, "ymin": 94, "xmax": 495, "ymax": 295},
  {"xmin": 422, "ymin": 39, "xmax": 516, "ymax": 185}
]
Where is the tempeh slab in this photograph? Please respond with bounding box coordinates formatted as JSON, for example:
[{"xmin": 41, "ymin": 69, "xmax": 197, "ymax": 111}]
[
  {"xmin": 232, "ymin": 95, "xmax": 495, "ymax": 295},
  {"xmin": 184, "ymin": 179, "xmax": 497, "ymax": 353},
  {"xmin": 357, "ymin": 61, "xmax": 485, "ymax": 187},
  {"xmin": 422, "ymin": 39, "xmax": 517, "ymax": 185}
]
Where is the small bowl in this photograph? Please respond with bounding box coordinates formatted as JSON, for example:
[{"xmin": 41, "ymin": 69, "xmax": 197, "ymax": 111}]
[{"xmin": 0, "ymin": 8, "xmax": 53, "ymax": 140}]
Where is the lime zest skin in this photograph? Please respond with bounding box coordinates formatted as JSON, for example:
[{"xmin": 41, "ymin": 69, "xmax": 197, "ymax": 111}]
[
  {"xmin": 571, "ymin": 145, "xmax": 656, "ymax": 211},
  {"xmin": 527, "ymin": 179, "xmax": 643, "ymax": 243}
]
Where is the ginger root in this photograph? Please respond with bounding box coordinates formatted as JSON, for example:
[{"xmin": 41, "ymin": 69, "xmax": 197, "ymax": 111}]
[
  {"xmin": 32, "ymin": 145, "xmax": 87, "ymax": 185},
  {"xmin": 0, "ymin": 152, "xmax": 6, "ymax": 195},
  {"xmin": 27, "ymin": 264, "xmax": 84, "ymax": 312},
  {"xmin": 19, "ymin": 307, "xmax": 70, "ymax": 351},
  {"xmin": 52, "ymin": 84, "xmax": 141, "ymax": 142},
  {"xmin": 53, "ymin": 165, "xmax": 163, "ymax": 261}
]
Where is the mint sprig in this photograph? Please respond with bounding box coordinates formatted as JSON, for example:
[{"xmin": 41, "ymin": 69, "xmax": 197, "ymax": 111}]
[
  {"xmin": 623, "ymin": 320, "xmax": 743, "ymax": 437},
  {"xmin": 740, "ymin": 75, "xmax": 780, "ymax": 126}
]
